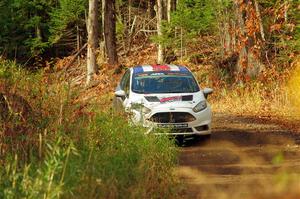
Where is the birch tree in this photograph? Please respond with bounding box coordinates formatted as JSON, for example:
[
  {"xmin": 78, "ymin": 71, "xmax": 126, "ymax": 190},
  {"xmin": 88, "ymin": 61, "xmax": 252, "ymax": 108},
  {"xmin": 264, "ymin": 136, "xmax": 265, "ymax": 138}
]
[
  {"xmin": 167, "ymin": 0, "xmax": 176, "ymax": 22},
  {"xmin": 156, "ymin": 0, "xmax": 167, "ymax": 64},
  {"xmin": 86, "ymin": 0, "xmax": 99, "ymax": 85}
]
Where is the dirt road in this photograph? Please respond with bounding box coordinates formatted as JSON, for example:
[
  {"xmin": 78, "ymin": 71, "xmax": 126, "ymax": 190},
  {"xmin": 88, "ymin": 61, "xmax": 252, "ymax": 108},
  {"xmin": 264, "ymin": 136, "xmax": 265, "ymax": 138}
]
[{"xmin": 178, "ymin": 113, "xmax": 300, "ymax": 199}]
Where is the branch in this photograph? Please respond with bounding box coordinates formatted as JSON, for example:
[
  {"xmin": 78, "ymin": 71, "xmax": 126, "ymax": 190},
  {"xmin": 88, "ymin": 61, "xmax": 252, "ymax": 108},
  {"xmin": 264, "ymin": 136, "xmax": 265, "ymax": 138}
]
[{"xmin": 65, "ymin": 43, "xmax": 88, "ymax": 70}]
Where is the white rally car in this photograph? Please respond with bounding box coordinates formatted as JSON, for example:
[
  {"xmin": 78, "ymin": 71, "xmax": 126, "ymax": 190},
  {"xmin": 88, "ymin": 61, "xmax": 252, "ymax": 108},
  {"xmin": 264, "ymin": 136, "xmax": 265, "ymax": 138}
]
[{"xmin": 113, "ymin": 64, "xmax": 213, "ymax": 139}]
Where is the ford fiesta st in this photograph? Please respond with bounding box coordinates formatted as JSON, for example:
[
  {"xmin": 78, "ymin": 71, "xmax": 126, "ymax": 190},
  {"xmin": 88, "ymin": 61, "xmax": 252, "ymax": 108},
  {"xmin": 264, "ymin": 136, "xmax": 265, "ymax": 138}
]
[{"xmin": 113, "ymin": 64, "xmax": 213, "ymax": 139}]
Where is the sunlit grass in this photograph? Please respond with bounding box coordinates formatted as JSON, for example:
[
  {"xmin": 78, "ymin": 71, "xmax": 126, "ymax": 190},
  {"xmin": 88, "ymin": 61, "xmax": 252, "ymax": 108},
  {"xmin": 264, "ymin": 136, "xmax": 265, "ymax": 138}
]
[
  {"xmin": 210, "ymin": 72, "xmax": 298, "ymax": 119},
  {"xmin": 287, "ymin": 58, "xmax": 300, "ymax": 115}
]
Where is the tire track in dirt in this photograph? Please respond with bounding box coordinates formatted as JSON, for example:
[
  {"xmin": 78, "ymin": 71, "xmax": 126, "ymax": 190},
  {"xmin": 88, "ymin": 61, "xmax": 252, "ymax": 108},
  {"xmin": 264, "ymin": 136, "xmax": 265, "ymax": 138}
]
[{"xmin": 177, "ymin": 113, "xmax": 300, "ymax": 198}]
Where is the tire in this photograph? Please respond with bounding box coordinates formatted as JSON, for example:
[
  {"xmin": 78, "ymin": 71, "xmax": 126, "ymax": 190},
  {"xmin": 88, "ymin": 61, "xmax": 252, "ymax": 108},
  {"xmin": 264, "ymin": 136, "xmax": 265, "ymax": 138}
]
[
  {"xmin": 176, "ymin": 135, "xmax": 184, "ymax": 146},
  {"xmin": 195, "ymin": 134, "xmax": 211, "ymax": 143}
]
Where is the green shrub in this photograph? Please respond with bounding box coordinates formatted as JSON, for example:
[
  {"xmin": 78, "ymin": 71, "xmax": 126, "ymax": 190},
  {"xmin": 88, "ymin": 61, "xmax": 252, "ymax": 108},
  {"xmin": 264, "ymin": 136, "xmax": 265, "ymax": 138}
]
[
  {"xmin": 0, "ymin": 113, "xmax": 178, "ymax": 199},
  {"xmin": 0, "ymin": 60, "xmax": 179, "ymax": 199},
  {"xmin": 62, "ymin": 112, "xmax": 178, "ymax": 199}
]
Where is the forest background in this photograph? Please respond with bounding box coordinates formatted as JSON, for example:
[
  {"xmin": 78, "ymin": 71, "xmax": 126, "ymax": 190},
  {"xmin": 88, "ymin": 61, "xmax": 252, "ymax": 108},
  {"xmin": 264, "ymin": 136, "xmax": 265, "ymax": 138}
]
[{"xmin": 0, "ymin": 0, "xmax": 300, "ymax": 198}]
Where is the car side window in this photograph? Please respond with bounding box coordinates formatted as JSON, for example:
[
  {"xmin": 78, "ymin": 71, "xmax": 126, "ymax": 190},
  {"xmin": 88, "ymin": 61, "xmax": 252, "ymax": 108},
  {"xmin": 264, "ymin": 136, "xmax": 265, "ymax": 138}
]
[
  {"xmin": 124, "ymin": 74, "xmax": 130, "ymax": 96},
  {"xmin": 120, "ymin": 69, "xmax": 130, "ymax": 90}
]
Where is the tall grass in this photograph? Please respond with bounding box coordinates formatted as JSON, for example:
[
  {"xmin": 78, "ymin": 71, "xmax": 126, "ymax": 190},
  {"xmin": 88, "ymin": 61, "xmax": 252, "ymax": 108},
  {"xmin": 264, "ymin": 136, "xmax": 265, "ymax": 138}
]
[
  {"xmin": 287, "ymin": 58, "xmax": 300, "ymax": 116},
  {"xmin": 210, "ymin": 76, "xmax": 296, "ymax": 118},
  {"xmin": 0, "ymin": 60, "xmax": 179, "ymax": 199}
]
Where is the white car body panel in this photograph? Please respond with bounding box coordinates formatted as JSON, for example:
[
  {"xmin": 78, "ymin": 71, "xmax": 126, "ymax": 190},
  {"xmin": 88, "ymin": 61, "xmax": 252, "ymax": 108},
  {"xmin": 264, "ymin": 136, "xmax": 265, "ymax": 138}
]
[{"xmin": 114, "ymin": 65, "xmax": 212, "ymax": 136}]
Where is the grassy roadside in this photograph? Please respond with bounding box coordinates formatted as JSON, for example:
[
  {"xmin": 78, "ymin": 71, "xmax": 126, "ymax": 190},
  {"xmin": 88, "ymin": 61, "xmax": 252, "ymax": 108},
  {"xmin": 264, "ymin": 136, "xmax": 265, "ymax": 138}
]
[
  {"xmin": 182, "ymin": 57, "xmax": 300, "ymax": 132},
  {"xmin": 0, "ymin": 60, "xmax": 179, "ymax": 199}
]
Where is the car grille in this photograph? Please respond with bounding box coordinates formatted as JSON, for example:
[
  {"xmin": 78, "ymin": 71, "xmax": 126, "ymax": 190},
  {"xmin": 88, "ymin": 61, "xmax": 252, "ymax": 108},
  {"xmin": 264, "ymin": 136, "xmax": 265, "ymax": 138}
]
[
  {"xmin": 144, "ymin": 95, "xmax": 193, "ymax": 102},
  {"xmin": 172, "ymin": 128, "xmax": 193, "ymax": 133},
  {"xmin": 149, "ymin": 112, "xmax": 196, "ymax": 123}
]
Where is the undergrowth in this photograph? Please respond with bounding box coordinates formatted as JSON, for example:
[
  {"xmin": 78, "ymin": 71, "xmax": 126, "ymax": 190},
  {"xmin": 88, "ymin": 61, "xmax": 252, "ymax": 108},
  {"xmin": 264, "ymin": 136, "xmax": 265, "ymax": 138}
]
[
  {"xmin": 0, "ymin": 60, "xmax": 179, "ymax": 199},
  {"xmin": 183, "ymin": 56, "xmax": 300, "ymax": 119},
  {"xmin": 287, "ymin": 58, "xmax": 300, "ymax": 114}
]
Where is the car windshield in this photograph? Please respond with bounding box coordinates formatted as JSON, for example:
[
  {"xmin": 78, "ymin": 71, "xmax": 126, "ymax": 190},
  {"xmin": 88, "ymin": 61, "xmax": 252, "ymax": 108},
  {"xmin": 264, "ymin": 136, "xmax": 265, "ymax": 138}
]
[{"xmin": 132, "ymin": 71, "xmax": 200, "ymax": 94}]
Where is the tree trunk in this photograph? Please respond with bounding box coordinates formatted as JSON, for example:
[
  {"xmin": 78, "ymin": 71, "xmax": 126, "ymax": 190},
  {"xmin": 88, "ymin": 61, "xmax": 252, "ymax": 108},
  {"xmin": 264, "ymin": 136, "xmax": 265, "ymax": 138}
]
[
  {"xmin": 224, "ymin": 8, "xmax": 231, "ymax": 55},
  {"xmin": 236, "ymin": 0, "xmax": 248, "ymax": 76},
  {"xmin": 101, "ymin": 0, "xmax": 106, "ymax": 57},
  {"xmin": 167, "ymin": 0, "xmax": 176, "ymax": 22},
  {"xmin": 127, "ymin": 0, "xmax": 132, "ymax": 52},
  {"xmin": 156, "ymin": 0, "xmax": 167, "ymax": 64},
  {"xmin": 104, "ymin": 0, "xmax": 118, "ymax": 65},
  {"xmin": 148, "ymin": 0, "xmax": 156, "ymax": 19},
  {"xmin": 236, "ymin": 0, "xmax": 263, "ymax": 79},
  {"xmin": 254, "ymin": 0, "xmax": 265, "ymax": 42},
  {"xmin": 167, "ymin": 0, "xmax": 171, "ymax": 22},
  {"xmin": 284, "ymin": 0, "xmax": 288, "ymax": 22},
  {"xmin": 231, "ymin": 18, "xmax": 237, "ymax": 52},
  {"xmin": 128, "ymin": 0, "xmax": 132, "ymax": 26},
  {"xmin": 36, "ymin": 25, "xmax": 42, "ymax": 41},
  {"xmin": 76, "ymin": 23, "xmax": 81, "ymax": 63},
  {"xmin": 172, "ymin": 0, "xmax": 176, "ymax": 11},
  {"xmin": 86, "ymin": 0, "xmax": 99, "ymax": 85}
]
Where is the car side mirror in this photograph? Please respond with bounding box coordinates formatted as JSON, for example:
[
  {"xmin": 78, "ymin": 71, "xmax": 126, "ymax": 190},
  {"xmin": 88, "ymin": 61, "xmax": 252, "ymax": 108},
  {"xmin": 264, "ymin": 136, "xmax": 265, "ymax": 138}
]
[
  {"xmin": 115, "ymin": 90, "xmax": 126, "ymax": 98},
  {"xmin": 203, "ymin": 88, "xmax": 213, "ymax": 99}
]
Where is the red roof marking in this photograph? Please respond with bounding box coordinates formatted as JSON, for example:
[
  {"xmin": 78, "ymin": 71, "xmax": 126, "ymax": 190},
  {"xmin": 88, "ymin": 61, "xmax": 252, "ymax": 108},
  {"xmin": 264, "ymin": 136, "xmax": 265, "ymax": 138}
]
[{"xmin": 152, "ymin": 64, "xmax": 170, "ymax": 71}]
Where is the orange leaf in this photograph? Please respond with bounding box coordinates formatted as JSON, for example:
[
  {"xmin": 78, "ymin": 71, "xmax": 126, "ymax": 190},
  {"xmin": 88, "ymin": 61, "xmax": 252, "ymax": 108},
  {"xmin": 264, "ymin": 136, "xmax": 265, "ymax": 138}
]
[{"xmin": 270, "ymin": 24, "xmax": 282, "ymax": 32}]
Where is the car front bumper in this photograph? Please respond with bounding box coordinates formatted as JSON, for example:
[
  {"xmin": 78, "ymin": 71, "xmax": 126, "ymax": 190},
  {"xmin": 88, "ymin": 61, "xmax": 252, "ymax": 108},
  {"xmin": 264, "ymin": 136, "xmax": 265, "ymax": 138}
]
[{"xmin": 141, "ymin": 106, "xmax": 212, "ymax": 136}]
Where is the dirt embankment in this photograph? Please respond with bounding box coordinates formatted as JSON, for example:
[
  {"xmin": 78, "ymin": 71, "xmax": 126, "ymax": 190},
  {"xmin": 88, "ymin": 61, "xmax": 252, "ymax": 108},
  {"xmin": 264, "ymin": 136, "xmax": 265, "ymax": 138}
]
[{"xmin": 178, "ymin": 113, "xmax": 300, "ymax": 199}]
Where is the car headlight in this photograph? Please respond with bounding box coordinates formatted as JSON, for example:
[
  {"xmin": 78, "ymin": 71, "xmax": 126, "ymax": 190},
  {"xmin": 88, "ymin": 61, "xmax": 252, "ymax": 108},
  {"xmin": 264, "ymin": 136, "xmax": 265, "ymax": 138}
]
[{"xmin": 193, "ymin": 100, "xmax": 207, "ymax": 112}]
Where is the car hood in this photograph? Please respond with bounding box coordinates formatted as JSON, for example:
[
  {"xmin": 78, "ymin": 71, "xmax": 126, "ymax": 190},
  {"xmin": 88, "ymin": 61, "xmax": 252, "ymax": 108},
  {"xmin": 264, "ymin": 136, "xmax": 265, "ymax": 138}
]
[{"xmin": 129, "ymin": 91, "xmax": 205, "ymax": 110}]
